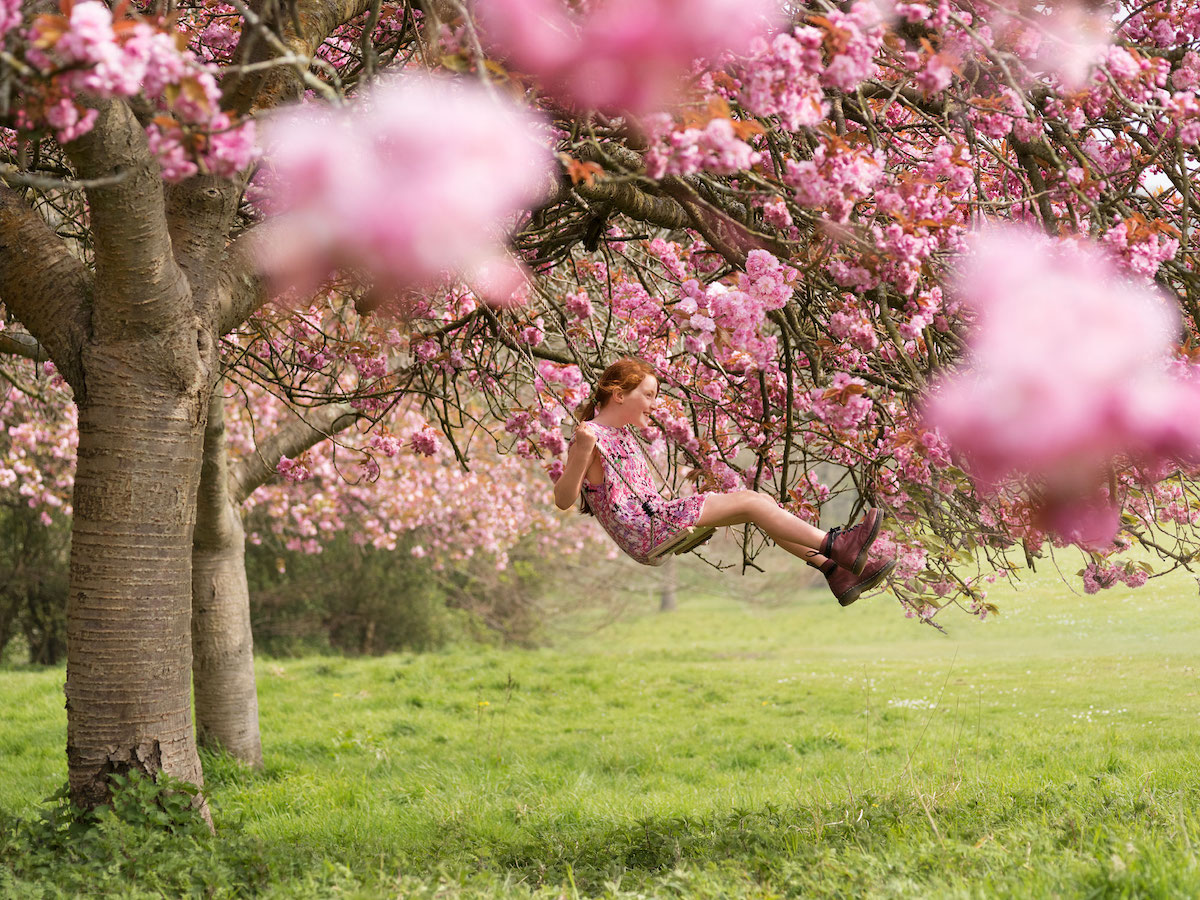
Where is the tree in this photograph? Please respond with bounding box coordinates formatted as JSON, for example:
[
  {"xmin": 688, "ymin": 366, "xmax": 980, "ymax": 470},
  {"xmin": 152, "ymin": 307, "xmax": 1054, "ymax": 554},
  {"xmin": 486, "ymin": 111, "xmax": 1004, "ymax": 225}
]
[{"xmin": 2, "ymin": 0, "xmax": 1199, "ymax": 810}]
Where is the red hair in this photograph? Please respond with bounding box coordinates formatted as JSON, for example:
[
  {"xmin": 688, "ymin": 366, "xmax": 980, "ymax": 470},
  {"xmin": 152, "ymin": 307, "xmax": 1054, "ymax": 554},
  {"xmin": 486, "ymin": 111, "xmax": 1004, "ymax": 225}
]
[
  {"xmin": 576, "ymin": 357, "xmax": 656, "ymax": 422},
  {"xmin": 574, "ymin": 358, "xmax": 656, "ymax": 515}
]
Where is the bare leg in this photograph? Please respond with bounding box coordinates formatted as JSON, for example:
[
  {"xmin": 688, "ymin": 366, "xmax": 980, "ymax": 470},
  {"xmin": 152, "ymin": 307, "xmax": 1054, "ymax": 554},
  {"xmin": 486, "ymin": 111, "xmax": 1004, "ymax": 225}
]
[
  {"xmin": 777, "ymin": 539, "xmax": 831, "ymax": 568},
  {"xmin": 696, "ymin": 490, "xmax": 828, "ymax": 562}
]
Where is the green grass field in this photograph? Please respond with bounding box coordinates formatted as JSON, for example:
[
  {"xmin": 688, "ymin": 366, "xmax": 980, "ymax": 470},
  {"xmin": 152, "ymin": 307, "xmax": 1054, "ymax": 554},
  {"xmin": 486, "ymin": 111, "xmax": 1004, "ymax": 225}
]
[{"xmin": 3, "ymin": 554, "xmax": 1200, "ymax": 898}]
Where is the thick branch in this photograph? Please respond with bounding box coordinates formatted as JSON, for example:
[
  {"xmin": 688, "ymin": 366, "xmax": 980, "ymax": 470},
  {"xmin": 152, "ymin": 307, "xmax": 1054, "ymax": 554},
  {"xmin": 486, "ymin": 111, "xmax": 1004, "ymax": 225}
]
[
  {"xmin": 222, "ymin": 0, "xmax": 373, "ymax": 115},
  {"xmin": 166, "ymin": 175, "xmax": 246, "ymax": 325},
  {"xmin": 217, "ymin": 220, "xmax": 276, "ymax": 334},
  {"xmin": 0, "ymin": 183, "xmax": 90, "ymax": 391},
  {"xmin": 0, "ymin": 331, "xmax": 49, "ymax": 362},
  {"xmin": 659, "ymin": 176, "xmax": 790, "ymax": 269},
  {"xmin": 229, "ymin": 401, "xmax": 361, "ymax": 503},
  {"xmin": 196, "ymin": 389, "xmax": 240, "ymax": 549},
  {"xmin": 1012, "ymin": 139, "xmax": 1059, "ymax": 236},
  {"xmin": 62, "ymin": 100, "xmax": 193, "ymax": 340}
]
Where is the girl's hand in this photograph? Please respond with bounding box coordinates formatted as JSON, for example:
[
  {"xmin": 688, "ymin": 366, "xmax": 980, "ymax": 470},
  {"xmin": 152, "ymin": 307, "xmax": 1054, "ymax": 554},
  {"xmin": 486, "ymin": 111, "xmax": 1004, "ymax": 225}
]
[{"xmin": 573, "ymin": 422, "xmax": 597, "ymax": 450}]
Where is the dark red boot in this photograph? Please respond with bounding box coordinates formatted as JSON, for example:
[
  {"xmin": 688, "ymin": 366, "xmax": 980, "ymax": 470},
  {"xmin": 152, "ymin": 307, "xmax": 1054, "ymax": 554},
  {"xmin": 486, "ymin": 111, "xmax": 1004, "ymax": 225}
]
[
  {"xmin": 820, "ymin": 554, "xmax": 896, "ymax": 607},
  {"xmin": 819, "ymin": 508, "xmax": 883, "ymax": 576}
]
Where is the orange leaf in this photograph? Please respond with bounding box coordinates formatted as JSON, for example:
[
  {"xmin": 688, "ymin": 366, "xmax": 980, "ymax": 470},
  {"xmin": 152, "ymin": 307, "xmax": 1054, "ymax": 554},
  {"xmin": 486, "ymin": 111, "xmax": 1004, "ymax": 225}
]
[
  {"xmin": 564, "ymin": 157, "xmax": 605, "ymax": 186},
  {"xmin": 732, "ymin": 119, "xmax": 765, "ymax": 140},
  {"xmin": 31, "ymin": 14, "xmax": 68, "ymax": 48}
]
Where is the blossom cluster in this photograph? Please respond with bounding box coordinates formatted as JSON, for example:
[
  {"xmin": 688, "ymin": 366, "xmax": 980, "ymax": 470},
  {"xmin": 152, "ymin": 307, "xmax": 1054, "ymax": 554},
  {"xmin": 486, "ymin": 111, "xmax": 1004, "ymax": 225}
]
[
  {"xmin": 259, "ymin": 75, "xmax": 552, "ymax": 305},
  {"xmin": 924, "ymin": 227, "xmax": 1200, "ymax": 550},
  {"xmin": 479, "ymin": 0, "xmax": 783, "ymax": 114},
  {"xmin": 27, "ymin": 1, "xmax": 255, "ymax": 179}
]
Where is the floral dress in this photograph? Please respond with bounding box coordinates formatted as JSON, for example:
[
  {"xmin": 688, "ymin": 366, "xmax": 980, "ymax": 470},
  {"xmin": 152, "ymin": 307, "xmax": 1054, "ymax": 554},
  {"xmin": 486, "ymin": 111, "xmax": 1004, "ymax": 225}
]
[{"xmin": 579, "ymin": 422, "xmax": 709, "ymax": 567}]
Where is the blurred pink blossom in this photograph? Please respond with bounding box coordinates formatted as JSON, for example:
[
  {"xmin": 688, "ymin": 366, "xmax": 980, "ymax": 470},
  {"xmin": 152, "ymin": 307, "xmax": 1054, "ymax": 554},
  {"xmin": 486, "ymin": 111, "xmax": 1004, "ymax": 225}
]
[
  {"xmin": 478, "ymin": 0, "xmax": 783, "ymax": 114},
  {"xmin": 1036, "ymin": 3, "xmax": 1113, "ymax": 89},
  {"xmin": 924, "ymin": 226, "xmax": 1200, "ymax": 549},
  {"xmin": 258, "ymin": 75, "xmax": 552, "ymax": 305},
  {"xmin": 0, "ymin": 0, "xmax": 19, "ymax": 40}
]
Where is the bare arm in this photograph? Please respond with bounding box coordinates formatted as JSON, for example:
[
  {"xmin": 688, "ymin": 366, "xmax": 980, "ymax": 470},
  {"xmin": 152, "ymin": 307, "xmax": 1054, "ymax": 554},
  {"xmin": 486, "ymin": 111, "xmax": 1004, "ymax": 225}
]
[{"xmin": 553, "ymin": 423, "xmax": 597, "ymax": 510}]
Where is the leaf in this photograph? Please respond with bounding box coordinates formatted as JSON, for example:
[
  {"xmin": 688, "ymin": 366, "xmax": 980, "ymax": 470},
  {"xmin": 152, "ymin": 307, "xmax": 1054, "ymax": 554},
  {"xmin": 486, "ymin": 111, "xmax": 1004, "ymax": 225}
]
[
  {"xmin": 563, "ymin": 157, "xmax": 605, "ymax": 187},
  {"xmin": 31, "ymin": 14, "xmax": 69, "ymax": 48},
  {"xmin": 732, "ymin": 118, "xmax": 765, "ymax": 140},
  {"xmin": 177, "ymin": 76, "xmax": 212, "ymax": 116}
]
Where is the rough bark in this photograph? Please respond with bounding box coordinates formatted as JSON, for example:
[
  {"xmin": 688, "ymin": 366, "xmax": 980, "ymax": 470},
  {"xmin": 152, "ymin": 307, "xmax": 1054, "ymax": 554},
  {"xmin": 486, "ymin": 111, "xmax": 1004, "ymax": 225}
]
[
  {"xmin": 57, "ymin": 99, "xmax": 217, "ymax": 816},
  {"xmin": 66, "ymin": 340, "xmax": 211, "ymax": 816},
  {"xmin": 165, "ymin": 175, "xmax": 246, "ymax": 323},
  {"xmin": 192, "ymin": 391, "xmax": 263, "ymax": 768},
  {"xmin": 659, "ymin": 555, "xmax": 678, "ymax": 613},
  {"xmin": 191, "ymin": 396, "xmax": 359, "ymax": 767},
  {"xmin": 0, "ymin": 182, "xmax": 90, "ymax": 392},
  {"xmin": 221, "ymin": 0, "xmax": 374, "ymax": 115}
]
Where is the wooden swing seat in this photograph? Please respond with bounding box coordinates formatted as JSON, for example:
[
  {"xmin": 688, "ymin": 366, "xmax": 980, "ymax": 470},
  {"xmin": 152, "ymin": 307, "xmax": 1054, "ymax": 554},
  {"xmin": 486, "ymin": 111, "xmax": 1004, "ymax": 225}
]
[{"xmin": 648, "ymin": 525, "xmax": 716, "ymax": 561}]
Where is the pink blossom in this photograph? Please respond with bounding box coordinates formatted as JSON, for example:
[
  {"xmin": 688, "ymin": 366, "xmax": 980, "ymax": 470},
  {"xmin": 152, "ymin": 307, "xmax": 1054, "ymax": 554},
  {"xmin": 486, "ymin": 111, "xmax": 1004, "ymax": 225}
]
[
  {"xmin": 371, "ymin": 433, "xmax": 402, "ymax": 457},
  {"xmin": 0, "ymin": 0, "xmax": 19, "ymax": 40},
  {"xmin": 565, "ymin": 290, "xmax": 593, "ymax": 320},
  {"xmin": 479, "ymin": 0, "xmax": 783, "ymax": 114},
  {"xmin": 818, "ymin": 5, "xmax": 885, "ymax": 92},
  {"xmin": 203, "ymin": 114, "xmax": 258, "ymax": 177},
  {"xmin": 518, "ymin": 318, "xmax": 546, "ymax": 345},
  {"xmin": 276, "ymin": 456, "xmax": 313, "ymax": 483},
  {"xmin": 737, "ymin": 30, "xmax": 828, "ymax": 129},
  {"xmin": 915, "ymin": 53, "xmax": 954, "ymax": 95},
  {"xmin": 146, "ymin": 124, "xmax": 199, "ymax": 181},
  {"xmin": 28, "ymin": 3, "xmax": 254, "ymax": 180},
  {"xmin": 1173, "ymin": 52, "xmax": 1200, "ymax": 91},
  {"xmin": 924, "ymin": 226, "xmax": 1200, "ymax": 549},
  {"xmin": 761, "ymin": 197, "xmax": 792, "ymax": 229},
  {"xmin": 45, "ymin": 99, "xmax": 98, "ymax": 144},
  {"xmin": 200, "ymin": 22, "xmax": 238, "ymax": 50},
  {"xmin": 644, "ymin": 115, "xmax": 761, "ymax": 179},
  {"xmin": 260, "ymin": 75, "xmax": 552, "ymax": 305},
  {"xmin": 409, "ymin": 426, "xmax": 441, "ymax": 456},
  {"xmin": 810, "ymin": 372, "xmax": 873, "ymax": 431}
]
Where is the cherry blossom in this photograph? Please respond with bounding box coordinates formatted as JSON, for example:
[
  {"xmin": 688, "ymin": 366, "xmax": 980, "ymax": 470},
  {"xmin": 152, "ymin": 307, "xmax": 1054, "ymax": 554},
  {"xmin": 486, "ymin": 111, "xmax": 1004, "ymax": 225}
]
[
  {"xmin": 924, "ymin": 227, "xmax": 1200, "ymax": 549},
  {"xmin": 258, "ymin": 75, "xmax": 552, "ymax": 304},
  {"xmin": 478, "ymin": 0, "xmax": 784, "ymax": 114}
]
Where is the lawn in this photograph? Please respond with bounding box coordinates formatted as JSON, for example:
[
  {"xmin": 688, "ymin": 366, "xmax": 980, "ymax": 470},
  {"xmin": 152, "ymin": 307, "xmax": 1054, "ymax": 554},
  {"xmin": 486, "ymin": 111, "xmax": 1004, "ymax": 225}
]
[{"xmin": 3, "ymin": 553, "xmax": 1200, "ymax": 898}]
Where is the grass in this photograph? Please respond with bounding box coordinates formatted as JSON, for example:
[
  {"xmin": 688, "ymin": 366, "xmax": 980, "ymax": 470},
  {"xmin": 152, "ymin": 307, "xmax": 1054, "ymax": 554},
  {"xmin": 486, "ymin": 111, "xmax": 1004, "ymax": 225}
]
[{"xmin": 3, "ymin": 552, "xmax": 1200, "ymax": 898}]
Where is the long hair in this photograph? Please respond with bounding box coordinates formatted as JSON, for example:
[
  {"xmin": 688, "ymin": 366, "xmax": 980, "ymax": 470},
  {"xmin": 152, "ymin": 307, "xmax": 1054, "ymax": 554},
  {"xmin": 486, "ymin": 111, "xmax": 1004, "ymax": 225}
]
[
  {"xmin": 576, "ymin": 358, "xmax": 656, "ymax": 422},
  {"xmin": 575, "ymin": 358, "xmax": 656, "ymax": 515}
]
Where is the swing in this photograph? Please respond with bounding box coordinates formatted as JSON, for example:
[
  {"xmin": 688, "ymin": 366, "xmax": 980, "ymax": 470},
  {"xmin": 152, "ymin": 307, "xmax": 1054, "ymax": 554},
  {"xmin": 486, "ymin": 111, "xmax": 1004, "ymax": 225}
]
[
  {"xmin": 590, "ymin": 429, "xmax": 716, "ymax": 562},
  {"xmin": 647, "ymin": 520, "xmax": 716, "ymax": 560},
  {"xmin": 516, "ymin": 344, "xmax": 714, "ymax": 561}
]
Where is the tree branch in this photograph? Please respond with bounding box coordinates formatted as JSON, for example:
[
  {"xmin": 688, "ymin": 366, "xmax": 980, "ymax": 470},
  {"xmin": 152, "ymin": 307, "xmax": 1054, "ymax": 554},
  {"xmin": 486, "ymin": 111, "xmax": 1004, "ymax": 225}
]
[
  {"xmin": 0, "ymin": 331, "xmax": 50, "ymax": 363},
  {"xmin": 62, "ymin": 99, "xmax": 193, "ymax": 340},
  {"xmin": 216, "ymin": 219, "xmax": 277, "ymax": 335},
  {"xmin": 222, "ymin": 0, "xmax": 373, "ymax": 115},
  {"xmin": 166, "ymin": 175, "xmax": 247, "ymax": 326},
  {"xmin": 229, "ymin": 401, "xmax": 361, "ymax": 503},
  {"xmin": 0, "ymin": 182, "xmax": 90, "ymax": 392}
]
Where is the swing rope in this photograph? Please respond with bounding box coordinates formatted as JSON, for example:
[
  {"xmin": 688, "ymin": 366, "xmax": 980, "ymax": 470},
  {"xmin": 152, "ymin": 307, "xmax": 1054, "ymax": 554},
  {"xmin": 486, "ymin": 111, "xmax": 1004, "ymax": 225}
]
[{"xmin": 512, "ymin": 344, "xmax": 714, "ymax": 560}]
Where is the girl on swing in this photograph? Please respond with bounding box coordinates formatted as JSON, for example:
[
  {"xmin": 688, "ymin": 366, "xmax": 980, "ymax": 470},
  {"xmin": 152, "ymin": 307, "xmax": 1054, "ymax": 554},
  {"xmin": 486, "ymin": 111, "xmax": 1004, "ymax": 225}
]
[{"xmin": 553, "ymin": 358, "xmax": 896, "ymax": 606}]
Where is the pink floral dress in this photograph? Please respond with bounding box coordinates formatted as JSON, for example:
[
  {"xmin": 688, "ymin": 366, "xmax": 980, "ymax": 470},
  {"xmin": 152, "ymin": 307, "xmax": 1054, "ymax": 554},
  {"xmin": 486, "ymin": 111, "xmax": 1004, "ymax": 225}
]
[{"xmin": 579, "ymin": 422, "xmax": 709, "ymax": 567}]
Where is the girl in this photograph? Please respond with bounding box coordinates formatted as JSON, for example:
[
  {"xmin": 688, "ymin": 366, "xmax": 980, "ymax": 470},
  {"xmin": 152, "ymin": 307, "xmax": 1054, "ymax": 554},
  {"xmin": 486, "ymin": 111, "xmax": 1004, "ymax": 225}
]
[{"xmin": 553, "ymin": 358, "xmax": 896, "ymax": 606}]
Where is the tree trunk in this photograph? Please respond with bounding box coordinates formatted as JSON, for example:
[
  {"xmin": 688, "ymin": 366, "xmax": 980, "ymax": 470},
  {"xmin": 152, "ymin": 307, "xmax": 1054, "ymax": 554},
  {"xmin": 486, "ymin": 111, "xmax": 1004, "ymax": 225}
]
[
  {"xmin": 65, "ymin": 342, "xmax": 211, "ymax": 818},
  {"xmin": 192, "ymin": 390, "xmax": 263, "ymax": 767},
  {"xmin": 659, "ymin": 555, "xmax": 678, "ymax": 612}
]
